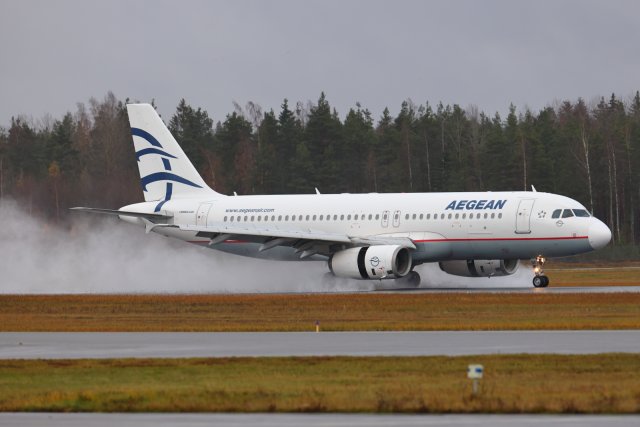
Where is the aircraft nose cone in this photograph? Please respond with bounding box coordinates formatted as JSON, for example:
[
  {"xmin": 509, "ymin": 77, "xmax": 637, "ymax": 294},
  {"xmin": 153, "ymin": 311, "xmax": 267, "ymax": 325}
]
[{"xmin": 588, "ymin": 220, "xmax": 612, "ymax": 250}]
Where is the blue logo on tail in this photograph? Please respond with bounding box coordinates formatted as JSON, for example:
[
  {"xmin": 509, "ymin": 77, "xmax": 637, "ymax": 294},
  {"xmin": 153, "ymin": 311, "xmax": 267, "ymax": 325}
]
[{"xmin": 131, "ymin": 127, "xmax": 202, "ymax": 212}]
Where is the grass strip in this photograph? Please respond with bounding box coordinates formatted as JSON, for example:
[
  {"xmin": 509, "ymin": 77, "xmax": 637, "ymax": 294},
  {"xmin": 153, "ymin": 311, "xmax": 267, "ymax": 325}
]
[
  {"xmin": 0, "ymin": 354, "xmax": 639, "ymax": 413},
  {"xmin": 1, "ymin": 293, "xmax": 640, "ymax": 331},
  {"xmin": 547, "ymin": 264, "xmax": 640, "ymax": 287}
]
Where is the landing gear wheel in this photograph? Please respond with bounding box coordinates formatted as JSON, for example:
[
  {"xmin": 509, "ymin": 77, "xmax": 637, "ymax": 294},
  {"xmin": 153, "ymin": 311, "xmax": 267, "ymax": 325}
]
[
  {"xmin": 395, "ymin": 271, "xmax": 421, "ymax": 288},
  {"xmin": 533, "ymin": 275, "xmax": 549, "ymax": 288},
  {"xmin": 531, "ymin": 255, "xmax": 549, "ymax": 288}
]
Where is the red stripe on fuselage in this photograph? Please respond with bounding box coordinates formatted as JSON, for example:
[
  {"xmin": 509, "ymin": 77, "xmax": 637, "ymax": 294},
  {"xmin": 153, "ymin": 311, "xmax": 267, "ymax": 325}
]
[
  {"xmin": 187, "ymin": 236, "xmax": 587, "ymax": 245},
  {"xmin": 188, "ymin": 240, "xmax": 250, "ymax": 244}
]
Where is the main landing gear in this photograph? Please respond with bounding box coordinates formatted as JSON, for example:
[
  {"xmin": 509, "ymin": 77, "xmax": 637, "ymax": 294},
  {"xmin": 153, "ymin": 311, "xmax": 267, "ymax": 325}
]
[{"xmin": 531, "ymin": 255, "xmax": 549, "ymax": 288}]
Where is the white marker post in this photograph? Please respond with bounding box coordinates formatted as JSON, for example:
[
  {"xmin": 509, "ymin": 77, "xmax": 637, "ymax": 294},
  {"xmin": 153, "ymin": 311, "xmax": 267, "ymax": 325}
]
[{"xmin": 467, "ymin": 364, "xmax": 484, "ymax": 395}]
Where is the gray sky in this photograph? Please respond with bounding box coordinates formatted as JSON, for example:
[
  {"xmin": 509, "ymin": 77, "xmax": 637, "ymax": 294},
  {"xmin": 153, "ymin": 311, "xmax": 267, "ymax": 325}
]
[{"xmin": 1, "ymin": 0, "xmax": 639, "ymax": 128}]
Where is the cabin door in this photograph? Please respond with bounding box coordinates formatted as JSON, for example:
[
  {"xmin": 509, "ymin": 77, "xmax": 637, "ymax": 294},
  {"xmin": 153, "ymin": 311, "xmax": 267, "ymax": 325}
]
[
  {"xmin": 515, "ymin": 199, "xmax": 535, "ymax": 234},
  {"xmin": 196, "ymin": 203, "xmax": 212, "ymax": 226}
]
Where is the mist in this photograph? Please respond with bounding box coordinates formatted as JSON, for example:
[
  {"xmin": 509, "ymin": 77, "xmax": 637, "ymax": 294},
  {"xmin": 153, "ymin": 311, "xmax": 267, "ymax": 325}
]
[
  {"xmin": 0, "ymin": 200, "xmax": 533, "ymax": 294},
  {"xmin": 0, "ymin": 200, "xmax": 373, "ymax": 294}
]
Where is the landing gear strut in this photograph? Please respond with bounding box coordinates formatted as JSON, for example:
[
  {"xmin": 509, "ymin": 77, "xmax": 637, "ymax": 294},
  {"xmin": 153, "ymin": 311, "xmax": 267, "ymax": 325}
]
[{"xmin": 531, "ymin": 255, "xmax": 549, "ymax": 288}]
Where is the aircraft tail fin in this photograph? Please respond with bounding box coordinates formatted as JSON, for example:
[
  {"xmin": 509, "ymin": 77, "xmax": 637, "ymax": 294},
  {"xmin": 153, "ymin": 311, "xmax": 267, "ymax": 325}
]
[{"xmin": 126, "ymin": 103, "xmax": 222, "ymax": 207}]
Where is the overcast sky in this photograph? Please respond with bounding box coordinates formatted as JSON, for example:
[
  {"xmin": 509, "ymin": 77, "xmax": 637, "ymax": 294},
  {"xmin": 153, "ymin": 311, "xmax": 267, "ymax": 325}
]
[{"xmin": 1, "ymin": 0, "xmax": 639, "ymax": 128}]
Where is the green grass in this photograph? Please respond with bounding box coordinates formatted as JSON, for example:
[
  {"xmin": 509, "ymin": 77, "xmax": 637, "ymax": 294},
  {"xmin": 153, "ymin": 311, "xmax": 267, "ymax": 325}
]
[{"xmin": 1, "ymin": 355, "xmax": 639, "ymax": 413}]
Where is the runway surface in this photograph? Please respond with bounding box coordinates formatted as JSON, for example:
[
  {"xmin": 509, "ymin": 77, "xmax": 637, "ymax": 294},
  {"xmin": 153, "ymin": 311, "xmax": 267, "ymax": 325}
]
[
  {"xmin": 2, "ymin": 331, "xmax": 639, "ymax": 359},
  {"xmin": 2, "ymin": 413, "xmax": 639, "ymax": 427}
]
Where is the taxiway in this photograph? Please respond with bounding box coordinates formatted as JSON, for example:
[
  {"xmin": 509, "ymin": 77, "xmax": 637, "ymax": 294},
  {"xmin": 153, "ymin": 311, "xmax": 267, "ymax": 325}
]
[
  {"xmin": 1, "ymin": 330, "xmax": 639, "ymax": 359},
  {"xmin": 1, "ymin": 413, "xmax": 639, "ymax": 427}
]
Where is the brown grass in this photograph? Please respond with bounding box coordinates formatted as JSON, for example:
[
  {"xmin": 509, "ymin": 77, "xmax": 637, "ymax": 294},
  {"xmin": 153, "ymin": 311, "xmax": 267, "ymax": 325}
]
[
  {"xmin": 547, "ymin": 261, "xmax": 640, "ymax": 287},
  {"xmin": 1, "ymin": 293, "xmax": 640, "ymax": 331},
  {"xmin": 0, "ymin": 354, "xmax": 639, "ymax": 413}
]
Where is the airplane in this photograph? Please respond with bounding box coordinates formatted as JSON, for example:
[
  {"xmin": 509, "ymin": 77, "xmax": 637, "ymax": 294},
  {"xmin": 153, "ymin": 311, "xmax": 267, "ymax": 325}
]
[{"xmin": 71, "ymin": 103, "xmax": 612, "ymax": 288}]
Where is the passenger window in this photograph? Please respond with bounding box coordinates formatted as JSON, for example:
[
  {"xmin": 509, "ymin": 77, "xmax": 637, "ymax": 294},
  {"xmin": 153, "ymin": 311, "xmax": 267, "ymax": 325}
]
[
  {"xmin": 419, "ymin": 214, "xmax": 423, "ymax": 220},
  {"xmin": 334, "ymin": 215, "xmax": 338, "ymax": 220},
  {"xmin": 223, "ymin": 216, "xmax": 227, "ymax": 222},
  {"xmin": 454, "ymin": 213, "xmax": 458, "ymax": 219},
  {"xmin": 426, "ymin": 214, "xmax": 431, "ymax": 220},
  {"xmin": 271, "ymin": 215, "xmax": 275, "ymax": 221},
  {"xmin": 292, "ymin": 216, "xmax": 295, "ymax": 222},
  {"xmin": 573, "ymin": 209, "xmax": 590, "ymax": 217},
  {"xmin": 491, "ymin": 213, "xmax": 495, "ymax": 219},
  {"xmin": 244, "ymin": 216, "xmax": 248, "ymax": 222},
  {"xmin": 340, "ymin": 215, "xmax": 344, "ymax": 220},
  {"xmin": 298, "ymin": 215, "xmax": 303, "ymax": 221},
  {"xmin": 375, "ymin": 214, "xmax": 380, "ymax": 220},
  {"xmin": 562, "ymin": 209, "xmax": 574, "ymax": 218},
  {"xmin": 484, "ymin": 213, "xmax": 488, "ymax": 219},
  {"xmin": 354, "ymin": 214, "xmax": 359, "ymax": 220},
  {"xmin": 251, "ymin": 216, "xmax": 255, "ymax": 221},
  {"xmin": 412, "ymin": 214, "xmax": 416, "ymax": 220},
  {"xmin": 477, "ymin": 213, "xmax": 481, "ymax": 219},
  {"xmin": 498, "ymin": 213, "xmax": 502, "ymax": 219},
  {"xmin": 441, "ymin": 213, "xmax": 445, "ymax": 219},
  {"xmin": 405, "ymin": 214, "xmax": 409, "ymax": 220},
  {"xmin": 230, "ymin": 216, "xmax": 234, "ymax": 222},
  {"xmin": 448, "ymin": 213, "xmax": 452, "ymax": 219},
  {"xmin": 285, "ymin": 215, "xmax": 289, "ymax": 221},
  {"xmin": 552, "ymin": 209, "xmax": 562, "ymax": 219},
  {"xmin": 305, "ymin": 215, "xmax": 310, "ymax": 221},
  {"xmin": 368, "ymin": 214, "xmax": 372, "ymax": 220},
  {"xmin": 278, "ymin": 215, "xmax": 282, "ymax": 221},
  {"xmin": 257, "ymin": 216, "xmax": 261, "ymax": 221},
  {"xmin": 318, "ymin": 215, "xmax": 322, "ymax": 221}
]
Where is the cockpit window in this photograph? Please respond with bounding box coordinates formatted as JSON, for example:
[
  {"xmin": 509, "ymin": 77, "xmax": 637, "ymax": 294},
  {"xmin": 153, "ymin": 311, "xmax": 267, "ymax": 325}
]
[
  {"xmin": 573, "ymin": 209, "xmax": 590, "ymax": 217},
  {"xmin": 562, "ymin": 209, "xmax": 574, "ymax": 218},
  {"xmin": 552, "ymin": 209, "xmax": 562, "ymax": 219}
]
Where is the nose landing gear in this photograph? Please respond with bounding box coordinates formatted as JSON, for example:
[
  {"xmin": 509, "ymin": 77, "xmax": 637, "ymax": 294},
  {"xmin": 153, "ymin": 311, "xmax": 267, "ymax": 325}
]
[{"xmin": 531, "ymin": 255, "xmax": 549, "ymax": 288}]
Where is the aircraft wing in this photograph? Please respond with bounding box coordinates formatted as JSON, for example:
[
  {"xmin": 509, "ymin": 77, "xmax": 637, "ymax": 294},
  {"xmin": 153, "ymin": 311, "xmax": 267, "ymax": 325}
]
[{"xmin": 176, "ymin": 223, "xmax": 416, "ymax": 256}]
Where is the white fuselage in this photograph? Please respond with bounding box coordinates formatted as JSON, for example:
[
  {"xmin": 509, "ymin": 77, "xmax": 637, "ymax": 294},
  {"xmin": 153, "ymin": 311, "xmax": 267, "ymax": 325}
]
[{"xmin": 121, "ymin": 190, "xmax": 610, "ymax": 263}]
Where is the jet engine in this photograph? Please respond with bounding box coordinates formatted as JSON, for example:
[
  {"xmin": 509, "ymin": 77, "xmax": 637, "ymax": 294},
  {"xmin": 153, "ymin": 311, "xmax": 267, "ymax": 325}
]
[
  {"xmin": 439, "ymin": 259, "xmax": 519, "ymax": 277},
  {"xmin": 329, "ymin": 245, "xmax": 412, "ymax": 280}
]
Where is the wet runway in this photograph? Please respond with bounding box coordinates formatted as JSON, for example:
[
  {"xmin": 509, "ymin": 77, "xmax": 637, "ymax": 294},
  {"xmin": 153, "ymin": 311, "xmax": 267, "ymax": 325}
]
[
  {"xmin": 1, "ymin": 413, "xmax": 639, "ymax": 427},
  {"xmin": 2, "ymin": 331, "xmax": 639, "ymax": 359}
]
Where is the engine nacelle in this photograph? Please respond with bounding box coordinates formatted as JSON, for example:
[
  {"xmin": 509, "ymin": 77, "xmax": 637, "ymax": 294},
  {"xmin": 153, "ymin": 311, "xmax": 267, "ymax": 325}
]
[
  {"xmin": 329, "ymin": 245, "xmax": 412, "ymax": 280},
  {"xmin": 439, "ymin": 259, "xmax": 519, "ymax": 277}
]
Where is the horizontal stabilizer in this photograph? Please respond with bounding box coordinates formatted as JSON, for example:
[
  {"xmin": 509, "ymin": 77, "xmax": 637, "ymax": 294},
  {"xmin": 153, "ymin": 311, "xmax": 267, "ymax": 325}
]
[{"xmin": 69, "ymin": 207, "xmax": 173, "ymax": 220}]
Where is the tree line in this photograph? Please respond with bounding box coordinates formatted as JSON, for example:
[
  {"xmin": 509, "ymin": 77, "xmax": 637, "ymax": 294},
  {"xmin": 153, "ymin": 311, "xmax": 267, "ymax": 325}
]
[{"xmin": 1, "ymin": 90, "xmax": 639, "ymax": 245}]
